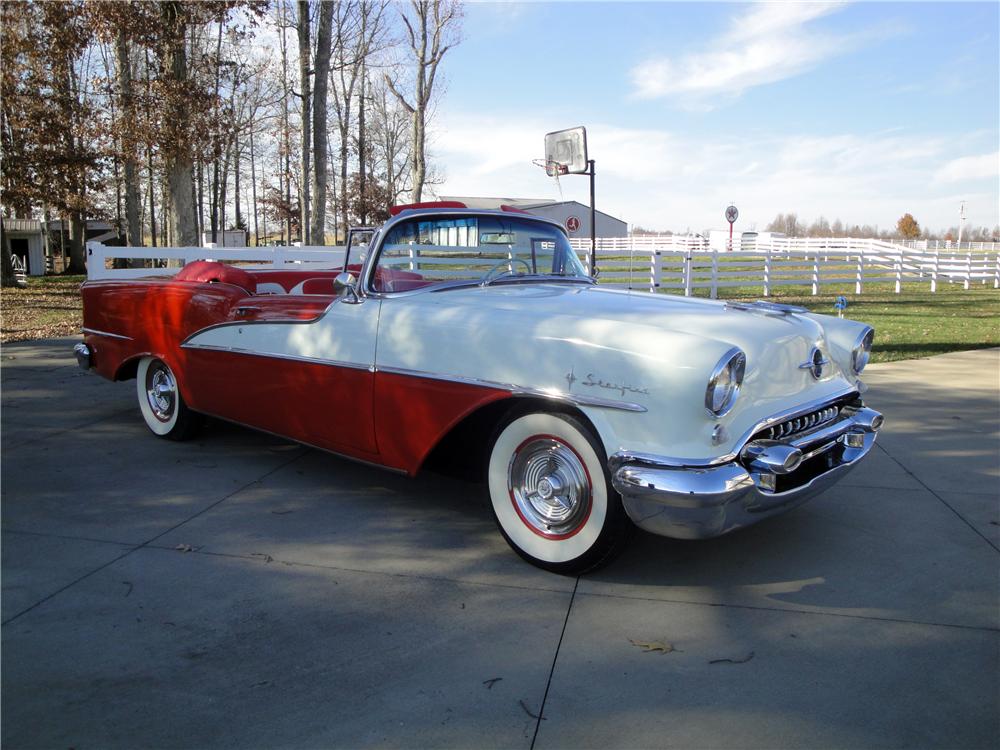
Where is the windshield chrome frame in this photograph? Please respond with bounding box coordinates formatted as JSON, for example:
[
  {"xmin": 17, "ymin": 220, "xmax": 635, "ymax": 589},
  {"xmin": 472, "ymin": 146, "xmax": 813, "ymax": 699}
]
[{"xmin": 359, "ymin": 209, "xmax": 585, "ymax": 298}]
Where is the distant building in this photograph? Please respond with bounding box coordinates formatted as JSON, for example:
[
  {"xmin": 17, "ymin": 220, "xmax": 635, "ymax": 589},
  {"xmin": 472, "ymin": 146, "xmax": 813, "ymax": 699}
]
[
  {"xmin": 3, "ymin": 218, "xmax": 118, "ymax": 276},
  {"xmin": 439, "ymin": 196, "xmax": 628, "ymax": 239}
]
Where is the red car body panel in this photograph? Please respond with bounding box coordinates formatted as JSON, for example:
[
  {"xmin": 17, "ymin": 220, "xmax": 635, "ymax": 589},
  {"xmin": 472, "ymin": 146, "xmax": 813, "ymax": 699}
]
[{"xmin": 80, "ymin": 268, "xmax": 512, "ymax": 475}]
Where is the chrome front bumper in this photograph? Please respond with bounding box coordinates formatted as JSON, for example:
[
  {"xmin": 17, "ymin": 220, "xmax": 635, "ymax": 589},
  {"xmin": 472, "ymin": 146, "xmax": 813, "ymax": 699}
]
[{"xmin": 610, "ymin": 405, "xmax": 883, "ymax": 540}]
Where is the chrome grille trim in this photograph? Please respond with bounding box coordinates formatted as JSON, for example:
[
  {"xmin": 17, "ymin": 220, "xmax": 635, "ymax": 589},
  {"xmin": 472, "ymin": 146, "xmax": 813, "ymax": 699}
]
[{"xmin": 763, "ymin": 405, "xmax": 840, "ymax": 441}]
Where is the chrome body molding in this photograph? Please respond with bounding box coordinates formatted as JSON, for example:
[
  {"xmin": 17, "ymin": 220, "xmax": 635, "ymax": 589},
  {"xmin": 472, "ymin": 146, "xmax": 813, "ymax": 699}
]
[
  {"xmin": 82, "ymin": 327, "xmax": 132, "ymax": 341},
  {"xmin": 609, "ymin": 402, "xmax": 883, "ymax": 540},
  {"xmin": 179, "ymin": 342, "xmax": 374, "ymax": 372},
  {"xmin": 724, "ymin": 300, "xmax": 810, "ymax": 316},
  {"xmin": 375, "ymin": 365, "xmax": 648, "ymax": 412}
]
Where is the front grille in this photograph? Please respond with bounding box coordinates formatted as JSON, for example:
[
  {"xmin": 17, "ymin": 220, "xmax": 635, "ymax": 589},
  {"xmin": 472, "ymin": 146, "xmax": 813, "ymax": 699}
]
[{"xmin": 761, "ymin": 405, "xmax": 840, "ymax": 441}]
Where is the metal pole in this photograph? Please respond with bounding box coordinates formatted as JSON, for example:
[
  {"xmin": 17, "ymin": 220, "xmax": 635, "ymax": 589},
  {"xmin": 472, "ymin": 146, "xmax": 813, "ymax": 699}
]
[{"xmin": 589, "ymin": 159, "xmax": 596, "ymax": 276}]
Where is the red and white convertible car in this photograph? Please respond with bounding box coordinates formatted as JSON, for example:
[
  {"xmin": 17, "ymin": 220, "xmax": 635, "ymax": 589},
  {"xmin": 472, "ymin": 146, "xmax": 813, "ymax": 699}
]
[{"xmin": 76, "ymin": 204, "xmax": 883, "ymax": 573}]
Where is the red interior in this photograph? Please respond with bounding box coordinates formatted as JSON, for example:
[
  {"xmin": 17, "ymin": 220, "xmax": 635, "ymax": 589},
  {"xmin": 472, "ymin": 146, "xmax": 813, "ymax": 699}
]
[{"xmin": 173, "ymin": 260, "xmax": 431, "ymax": 296}]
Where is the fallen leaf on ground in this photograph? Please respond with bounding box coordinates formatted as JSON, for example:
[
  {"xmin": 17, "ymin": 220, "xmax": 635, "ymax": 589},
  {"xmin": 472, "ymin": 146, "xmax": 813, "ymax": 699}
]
[
  {"xmin": 629, "ymin": 639, "xmax": 678, "ymax": 654},
  {"xmin": 709, "ymin": 651, "xmax": 755, "ymax": 665},
  {"xmin": 175, "ymin": 544, "xmax": 198, "ymax": 553},
  {"xmin": 482, "ymin": 678, "xmax": 502, "ymax": 689}
]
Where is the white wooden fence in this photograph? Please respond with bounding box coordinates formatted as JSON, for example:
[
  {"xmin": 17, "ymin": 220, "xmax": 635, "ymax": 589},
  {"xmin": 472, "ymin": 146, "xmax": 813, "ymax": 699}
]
[
  {"xmin": 570, "ymin": 236, "xmax": 1000, "ymax": 296},
  {"xmin": 86, "ymin": 238, "xmax": 999, "ymax": 298},
  {"xmin": 85, "ymin": 241, "xmax": 345, "ymax": 280}
]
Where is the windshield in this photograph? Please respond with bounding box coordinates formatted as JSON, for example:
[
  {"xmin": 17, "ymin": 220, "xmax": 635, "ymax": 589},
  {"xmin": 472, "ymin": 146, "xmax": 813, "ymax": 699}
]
[{"xmin": 369, "ymin": 215, "xmax": 589, "ymax": 293}]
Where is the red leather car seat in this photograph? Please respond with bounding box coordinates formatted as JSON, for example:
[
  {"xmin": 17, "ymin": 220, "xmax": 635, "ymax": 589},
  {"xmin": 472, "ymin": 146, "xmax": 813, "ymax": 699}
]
[{"xmin": 174, "ymin": 260, "xmax": 255, "ymax": 293}]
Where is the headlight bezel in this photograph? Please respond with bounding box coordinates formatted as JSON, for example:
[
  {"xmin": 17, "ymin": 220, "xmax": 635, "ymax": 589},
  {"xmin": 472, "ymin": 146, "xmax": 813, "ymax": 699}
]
[
  {"xmin": 705, "ymin": 347, "xmax": 747, "ymax": 418},
  {"xmin": 851, "ymin": 326, "xmax": 875, "ymax": 374}
]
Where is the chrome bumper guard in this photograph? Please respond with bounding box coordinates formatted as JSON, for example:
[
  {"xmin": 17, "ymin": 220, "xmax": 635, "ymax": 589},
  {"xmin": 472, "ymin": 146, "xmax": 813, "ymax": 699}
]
[
  {"xmin": 73, "ymin": 343, "xmax": 92, "ymax": 370},
  {"xmin": 610, "ymin": 405, "xmax": 883, "ymax": 540}
]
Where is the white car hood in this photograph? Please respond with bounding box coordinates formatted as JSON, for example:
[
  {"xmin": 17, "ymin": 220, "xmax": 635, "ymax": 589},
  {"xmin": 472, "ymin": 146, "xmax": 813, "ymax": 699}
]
[{"xmin": 376, "ymin": 283, "xmax": 857, "ymax": 460}]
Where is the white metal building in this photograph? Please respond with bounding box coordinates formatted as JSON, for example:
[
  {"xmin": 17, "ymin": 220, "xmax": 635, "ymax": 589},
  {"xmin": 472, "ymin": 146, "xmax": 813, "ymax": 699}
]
[{"xmin": 439, "ymin": 196, "xmax": 628, "ymax": 239}]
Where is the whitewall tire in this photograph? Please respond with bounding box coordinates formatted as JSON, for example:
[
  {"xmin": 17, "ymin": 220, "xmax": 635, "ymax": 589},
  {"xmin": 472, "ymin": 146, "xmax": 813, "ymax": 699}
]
[
  {"xmin": 488, "ymin": 411, "xmax": 631, "ymax": 574},
  {"xmin": 136, "ymin": 356, "xmax": 201, "ymax": 440}
]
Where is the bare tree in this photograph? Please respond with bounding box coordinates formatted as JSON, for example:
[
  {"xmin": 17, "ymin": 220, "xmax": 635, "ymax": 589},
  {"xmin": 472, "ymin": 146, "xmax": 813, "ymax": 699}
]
[
  {"xmin": 296, "ymin": 0, "xmax": 311, "ymax": 244},
  {"xmin": 310, "ymin": 0, "xmax": 334, "ymax": 244},
  {"xmin": 331, "ymin": 0, "xmax": 390, "ymax": 238},
  {"xmin": 385, "ymin": 0, "xmax": 460, "ymax": 203}
]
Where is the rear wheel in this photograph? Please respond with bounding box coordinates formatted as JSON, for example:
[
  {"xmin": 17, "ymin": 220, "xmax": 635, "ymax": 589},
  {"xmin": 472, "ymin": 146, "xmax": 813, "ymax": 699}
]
[
  {"xmin": 136, "ymin": 356, "xmax": 202, "ymax": 440},
  {"xmin": 487, "ymin": 411, "xmax": 631, "ymax": 574}
]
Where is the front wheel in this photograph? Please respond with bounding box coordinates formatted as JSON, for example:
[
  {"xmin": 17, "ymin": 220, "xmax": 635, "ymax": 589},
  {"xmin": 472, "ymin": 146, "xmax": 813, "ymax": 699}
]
[
  {"xmin": 136, "ymin": 356, "xmax": 202, "ymax": 440},
  {"xmin": 487, "ymin": 411, "xmax": 632, "ymax": 574}
]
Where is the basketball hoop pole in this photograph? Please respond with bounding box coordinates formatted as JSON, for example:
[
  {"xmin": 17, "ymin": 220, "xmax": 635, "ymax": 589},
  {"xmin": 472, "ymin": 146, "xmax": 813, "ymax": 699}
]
[{"xmin": 587, "ymin": 159, "xmax": 596, "ymax": 277}]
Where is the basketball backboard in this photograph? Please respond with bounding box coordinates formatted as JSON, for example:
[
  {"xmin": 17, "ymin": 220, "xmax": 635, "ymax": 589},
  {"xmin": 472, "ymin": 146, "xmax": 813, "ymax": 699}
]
[{"xmin": 544, "ymin": 126, "xmax": 588, "ymax": 176}]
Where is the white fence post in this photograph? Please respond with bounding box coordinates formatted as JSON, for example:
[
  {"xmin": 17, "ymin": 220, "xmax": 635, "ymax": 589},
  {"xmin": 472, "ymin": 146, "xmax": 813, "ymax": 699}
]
[
  {"xmin": 894, "ymin": 252, "xmax": 902, "ymax": 294},
  {"xmin": 811, "ymin": 253, "xmax": 819, "ymax": 295},
  {"xmin": 931, "ymin": 248, "xmax": 939, "ymax": 293},
  {"xmin": 649, "ymin": 250, "xmax": 661, "ymax": 293},
  {"xmin": 763, "ymin": 248, "xmax": 771, "ymax": 297},
  {"xmin": 964, "ymin": 253, "xmax": 971, "ymax": 290},
  {"xmin": 994, "ymin": 253, "xmax": 999, "ymax": 289},
  {"xmin": 683, "ymin": 253, "xmax": 692, "ymax": 297},
  {"xmin": 408, "ymin": 242, "xmax": 418, "ymax": 271},
  {"xmin": 710, "ymin": 252, "xmax": 718, "ymax": 299}
]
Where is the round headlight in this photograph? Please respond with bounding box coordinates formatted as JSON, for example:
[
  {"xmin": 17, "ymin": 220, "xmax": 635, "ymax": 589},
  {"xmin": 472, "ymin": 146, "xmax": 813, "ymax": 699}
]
[
  {"xmin": 852, "ymin": 327, "xmax": 874, "ymax": 374},
  {"xmin": 705, "ymin": 348, "xmax": 746, "ymax": 417}
]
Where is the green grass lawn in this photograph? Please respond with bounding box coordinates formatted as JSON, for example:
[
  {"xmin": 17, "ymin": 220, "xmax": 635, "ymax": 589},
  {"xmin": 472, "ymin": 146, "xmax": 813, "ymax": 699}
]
[
  {"xmin": 665, "ymin": 281, "xmax": 999, "ymax": 363},
  {"xmin": 2, "ymin": 273, "xmax": 997, "ymax": 364}
]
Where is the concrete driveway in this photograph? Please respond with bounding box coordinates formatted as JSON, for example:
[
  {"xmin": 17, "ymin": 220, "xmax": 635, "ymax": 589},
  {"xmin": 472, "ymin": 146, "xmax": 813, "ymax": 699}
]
[{"xmin": 2, "ymin": 339, "xmax": 997, "ymax": 749}]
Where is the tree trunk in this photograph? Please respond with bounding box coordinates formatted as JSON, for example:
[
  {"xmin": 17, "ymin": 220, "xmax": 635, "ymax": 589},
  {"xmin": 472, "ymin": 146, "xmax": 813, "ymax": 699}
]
[
  {"xmin": 250, "ymin": 126, "xmax": 259, "ymax": 245},
  {"xmin": 411, "ymin": 108, "xmax": 425, "ymax": 203},
  {"xmin": 0, "ymin": 217, "xmax": 17, "ymax": 287},
  {"xmin": 358, "ymin": 66, "xmax": 366, "ymax": 224},
  {"xmin": 310, "ymin": 0, "xmax": 334, "ymax": 244},
  {"xmin": 67, "ymin": 210, "xmax": 87, "ymax": 274},
  {"xmin": 116, "ymin": 28, "xmax": 142, "ymax": 247},
  {"xmin": 297, "ymin": 0, "xmax": 311, "ymax": 244},
  {"xmin": 148, "ymin": 144, "xmax": 157, "ymax": 247},
  {"xmin": 160, "ymin": 2, "xmax": 198, "ymax": 247}
]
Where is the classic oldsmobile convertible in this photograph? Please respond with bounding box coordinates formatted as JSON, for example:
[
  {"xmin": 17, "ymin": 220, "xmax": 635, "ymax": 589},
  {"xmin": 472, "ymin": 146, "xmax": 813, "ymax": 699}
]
[{"xmin": 76, "ymin": 205, "xmax": 882, "ymax": 573}]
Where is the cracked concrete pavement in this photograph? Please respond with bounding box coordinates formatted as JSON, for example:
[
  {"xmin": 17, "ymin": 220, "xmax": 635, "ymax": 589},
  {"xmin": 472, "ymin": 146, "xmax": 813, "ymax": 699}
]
[{"xmin": 2, "ymin": 339, "xmax": 997, "ymax": 748}]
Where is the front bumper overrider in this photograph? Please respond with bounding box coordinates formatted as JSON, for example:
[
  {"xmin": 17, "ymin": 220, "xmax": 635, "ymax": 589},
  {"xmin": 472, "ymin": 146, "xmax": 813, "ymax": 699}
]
[{"xmin": 609, "ymin": 403, "xmax": 884, "ymax": 540}]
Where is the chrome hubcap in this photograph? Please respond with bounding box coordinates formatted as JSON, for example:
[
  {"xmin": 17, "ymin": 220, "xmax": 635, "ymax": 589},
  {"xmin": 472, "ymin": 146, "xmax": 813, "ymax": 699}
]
[
  {"xmin": 146, "ymin": 364, "xmax": 176, "ymax": 422},
  {"xmin": 508, "ymin": 437, "xmax": 591, "ymax": 537}
]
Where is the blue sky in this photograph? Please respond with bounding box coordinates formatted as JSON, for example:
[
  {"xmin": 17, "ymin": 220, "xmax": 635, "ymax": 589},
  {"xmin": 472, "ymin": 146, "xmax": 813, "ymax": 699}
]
[{"xmin": 430, "ymin": 1, "xmax": 999, "ymax": 234}]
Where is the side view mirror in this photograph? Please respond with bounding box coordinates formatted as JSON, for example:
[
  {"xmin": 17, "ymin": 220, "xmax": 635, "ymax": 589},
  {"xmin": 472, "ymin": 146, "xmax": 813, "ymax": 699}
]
[{"xmin": 334, "ymin": 271, "xmax": 360, "ymax": 303}]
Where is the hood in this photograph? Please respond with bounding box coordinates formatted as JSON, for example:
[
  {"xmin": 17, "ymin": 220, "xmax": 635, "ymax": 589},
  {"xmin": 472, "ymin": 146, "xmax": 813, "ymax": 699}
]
[{"xmin": 375, "ymin": 283, "xmax": 858, "ymax": 460}]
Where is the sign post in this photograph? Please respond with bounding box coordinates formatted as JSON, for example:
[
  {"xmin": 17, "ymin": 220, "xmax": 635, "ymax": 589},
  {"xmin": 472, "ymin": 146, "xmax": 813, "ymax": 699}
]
[{"xmin": 725, "ymin": 204, "xmax": 739, "ymax": 251}]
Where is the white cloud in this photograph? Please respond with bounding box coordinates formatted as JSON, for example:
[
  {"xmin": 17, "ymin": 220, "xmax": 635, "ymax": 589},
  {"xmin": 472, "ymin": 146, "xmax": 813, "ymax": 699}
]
[
  {"xmin": 630, "ymin": 2, "xmax": 866, "ymax": 105},
  {"xmin": 431, "ymin": 114, "xmax": 999, "ymax": 233},
  {"xmin": 935, "ymin": 151, "xmax": 1000, "ymax": 183}
]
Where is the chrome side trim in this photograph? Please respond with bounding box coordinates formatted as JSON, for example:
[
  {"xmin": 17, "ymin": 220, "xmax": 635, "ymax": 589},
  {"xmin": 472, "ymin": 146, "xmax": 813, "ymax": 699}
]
[
  {"xmin": 180, "ymin": 342, "xmax": 373, "ymax": 371},
  {"xmin": 82, "ymin": 327, "xmax": 133, "ymax": 341},
  {"xmin": 375, "ymin": 365, "xmax": 647, "ymax": 412}
]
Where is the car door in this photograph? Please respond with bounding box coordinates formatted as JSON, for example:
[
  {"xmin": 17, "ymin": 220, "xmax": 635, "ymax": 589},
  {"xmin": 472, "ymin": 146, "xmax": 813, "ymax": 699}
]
[{"xmin": 180, "ymin": 293, "xmax": 381, "ymax": 461}]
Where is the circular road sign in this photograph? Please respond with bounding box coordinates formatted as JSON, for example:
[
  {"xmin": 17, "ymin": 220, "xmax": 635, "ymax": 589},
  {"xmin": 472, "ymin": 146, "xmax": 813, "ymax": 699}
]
[
  {"xmin": 725, "ymin": 205, "xmax": 739, "ymax": 224},
  {"xmin": 566, "ymin": 216, "xmax": 581, "ymax": 232}
]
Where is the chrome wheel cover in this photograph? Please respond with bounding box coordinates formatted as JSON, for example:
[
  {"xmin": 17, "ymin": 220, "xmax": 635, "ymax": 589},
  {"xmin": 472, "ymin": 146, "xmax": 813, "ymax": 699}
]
[
  {"xmin": 508, "ymin": 436, "xmax": 592, "ymax": 538},
  {"xmin": 145, "ymin": 363, "xmax": 176, "ymax": 422}
]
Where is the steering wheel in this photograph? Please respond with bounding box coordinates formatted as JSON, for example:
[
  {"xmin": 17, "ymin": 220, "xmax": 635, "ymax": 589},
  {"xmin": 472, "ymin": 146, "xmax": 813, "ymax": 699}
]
[{"xmin": 482, "ymin": 257, "xmax": 533, "ymax": 283}]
